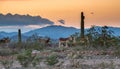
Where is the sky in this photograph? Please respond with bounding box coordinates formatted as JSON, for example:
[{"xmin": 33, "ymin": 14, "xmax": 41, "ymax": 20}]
[{"xmin": 0, "ymin": 0, "xmax": 120, "ymax": 32}]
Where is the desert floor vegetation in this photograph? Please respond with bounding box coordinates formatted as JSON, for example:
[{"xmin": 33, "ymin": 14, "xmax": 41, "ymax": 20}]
[{"xmin": 0, "ymin": 26, "xmax": 120, "ymax": 69}]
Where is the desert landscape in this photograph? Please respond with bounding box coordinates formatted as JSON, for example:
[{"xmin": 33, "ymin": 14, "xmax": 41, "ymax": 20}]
[
  {"xmin": 0, "ymin": 24, "xmax": 120, "ymax": 69},
  {"xmin": 0, "ymin": 0, "xmax": 120, "ymax": 69}
]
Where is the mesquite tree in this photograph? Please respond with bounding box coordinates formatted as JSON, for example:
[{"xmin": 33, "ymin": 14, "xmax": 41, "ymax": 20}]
[{"xmin": 86, "ymin": 25, "xmax": 119, "ymax": 48}]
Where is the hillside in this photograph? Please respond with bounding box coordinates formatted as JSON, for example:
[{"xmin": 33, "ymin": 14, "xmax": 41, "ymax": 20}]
[
  {"xmin": 25, "ymin": 25, "xmax": 80, "ymax": 39},
  {"xmin": 0, "ymin": 25, "xmax": 120, "ymax": 40}
]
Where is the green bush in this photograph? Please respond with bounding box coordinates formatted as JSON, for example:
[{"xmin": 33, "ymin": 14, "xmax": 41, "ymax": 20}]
[
  {"xmin": 17, "ymin": 49, "xmax": 41, "ymax": 67},
  {"xmin": 85, "ymin": 25, "xmax": 120, "ymax": 48},
  {"xmin": 113, "ymin": 48, "xmax": 120, "ymax": 57},
  {"xmin": 0, "ymin": 56, "xmax": 14, "ymax": 69},
  {"xmin": 0, "ymin": 49, "xmax": 16, "ymax": 56},
  {"xmin": 46, "ymin": 54, "xmax": 58, "ymax": 66}
]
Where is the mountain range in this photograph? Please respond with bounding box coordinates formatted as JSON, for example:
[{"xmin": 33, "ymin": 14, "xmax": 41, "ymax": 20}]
[{"xmin": 0, "ymin": 25, "xmax": 120, "ymax": 41}]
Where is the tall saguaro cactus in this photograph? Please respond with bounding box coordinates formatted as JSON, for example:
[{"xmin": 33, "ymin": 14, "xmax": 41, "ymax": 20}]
[
  {"xmin": 80, "ymin": 12, "xmax": 85, "ymax": 39},
  {"xmin": 18, "ymin": 29, "xmax": 22, "ymax": 43}
]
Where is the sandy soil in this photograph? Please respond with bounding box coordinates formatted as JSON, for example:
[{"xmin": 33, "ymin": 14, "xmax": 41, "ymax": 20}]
[{"xmin": 1, "ymin": 58, "xmax": 120, "ymax": 69}]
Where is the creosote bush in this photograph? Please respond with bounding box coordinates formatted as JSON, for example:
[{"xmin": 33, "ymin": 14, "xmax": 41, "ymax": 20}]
[
  {"xmin": 0, "ymin": 48, "xmax": 15, "ymax": 69},
  {"xmin": 0, "ymin": 57, "xmax": 13, "ymax": 69},
  {"xmin": 77, "ymin": 25, "xmax": 120, "ymax": 48},
  {"xmin": 17, "ymin": 49, "xmax": 41, "ymax": 68},
  {"xmin": 46, "ymin": 54, "xmax": 59, "ymax": 66}
]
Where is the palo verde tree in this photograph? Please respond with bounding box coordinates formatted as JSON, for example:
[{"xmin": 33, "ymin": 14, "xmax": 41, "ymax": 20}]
[
  {"xmin": 98, "ymin": 26, "xmax": 114, "ymax": 47},
  {"xmin": 86, "ymin": 25, "xmax": 99, "ymax": 46},
  {"xmin": 86, "ymin": 25, "xmax": 119, "ymax": 48}
]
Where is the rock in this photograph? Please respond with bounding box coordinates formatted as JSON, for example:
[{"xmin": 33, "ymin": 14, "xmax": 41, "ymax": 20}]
[
  {"xmin": 40, "ymin": 62, "xmax": 48, "ymax": 68},
  {"xmin": 62, "ymin": 60, "xmax": 72, "ymax": 67},
  {"xmin": 32, "ymin": 50, "xmax": 40, "ymax": 56}
]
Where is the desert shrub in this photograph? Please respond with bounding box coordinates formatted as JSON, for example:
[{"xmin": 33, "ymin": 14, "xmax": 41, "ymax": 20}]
[
  {"xmin": 25, "ymin": 34, "xmax": 47, "ymax": 50},
  {"xmin": 9, "ymin": 34, "xmax": 47, "ymax": 51},
  {"xmin": 10, "ymin": 41, "xmax": 45, "ymax": 51},
  {"xmin": 109, "ymin": 60, "xmax": 115, "ymax": 69},
  {"xmin": 0, "ymin": 56, "xmax": 14, "ymax": 69},
  {"xmin": 24, "ymin": 41, "xmax": 45, "ymax": 50},
  {"xmin": 113, "ymin": 48, "xmax": 120, "ymax": 57},
  {"xmin": 50, "ymin": 47, "xmax": 68, "ymax": 53},
  {"xmin": 99, "ymin": 62, "xmax": 108, "ymax": 69},
  {"xmin": 8, "ymin": 42, "xmax": 25, "ymax": 50},
  {"xmin": 0, "ymin": 48, "xmax": 16, "ymax": 56},
  {"xmin": 98, "ymin": 61, "xmax": 115, "ymax": 69},
  {"xmin": 0, "ymin": 48, "xmax": 15, "ymax": 69},
  {"xmin": 70, "ymin": 59, "xmax": 83, "ymax": 68},
  {"xmin": 67, "ymin": 50, "xmax": 83, "ymax": 59},
  {"xmin": 50, "ymin": 47, "xmax": 61, "ymax": 52},
  {"xmin": 46, "ymin": 54, "xmax": 58, "ymax": 66},
  {"xmin": 72, "ymin": 46, "xmax": 82, "ymax": 51},
  {"xmin": 86, "ymin": 25, "xmax": 120, "ymax": 49},
  {"xmin": 17, "ymin": 49, "xmax": 41, "ymax": 67}
]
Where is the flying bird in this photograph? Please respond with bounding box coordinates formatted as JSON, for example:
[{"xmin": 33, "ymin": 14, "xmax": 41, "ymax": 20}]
[
  {"xmin": 91, "ymin": 12, "xmax": 94, "ymax": 14},
  {"xmin": 58, "ymin": 19, "xmax": 65, "ymax": 24}
]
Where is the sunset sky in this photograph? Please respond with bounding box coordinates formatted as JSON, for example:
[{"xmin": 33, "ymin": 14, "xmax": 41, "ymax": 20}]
[{"xmin": 0, "ymin": 0, "xmax": 120, "ymax": 32}]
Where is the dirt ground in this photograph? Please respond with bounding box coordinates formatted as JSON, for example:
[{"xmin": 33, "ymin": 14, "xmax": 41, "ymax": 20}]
[{"xmin": 0, "ymin": 58, "xmax": 120, "ymax": 69}]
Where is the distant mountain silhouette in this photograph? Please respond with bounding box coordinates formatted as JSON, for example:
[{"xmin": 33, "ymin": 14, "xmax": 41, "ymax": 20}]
[
  {"xmin": 0, "ymin": 25, "xmax": 120, "ymax": 40},
  {"xmin": 87, "ymin": 26, "xmax": 120, "ymax": 36},
  {"xmin": 10, "ymin": 35, "xmax": 28, "ymax": 42},
  {"xmin": 0, "ymin": 13, "xmax": 54, "ymax": 26},
  {"xmin": 0, "ymin": 31, "xmax": 17, "ymax": 39},
  {"xmin": 24, "ymin": 25, "xmax": 80, "ymax": 39},
  {"xmin": 106, "ymin": 27, "xmax": 120, "ymax": 36}
]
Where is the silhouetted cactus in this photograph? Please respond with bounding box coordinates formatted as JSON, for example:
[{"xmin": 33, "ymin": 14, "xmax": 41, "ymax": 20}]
[
  {"xmin": 80, "ymin": 12, "xmax": 85, "ymax": 39},
  {"xmin": 18, "ymin": 29, "xmax": 21, "ymax": 43}
]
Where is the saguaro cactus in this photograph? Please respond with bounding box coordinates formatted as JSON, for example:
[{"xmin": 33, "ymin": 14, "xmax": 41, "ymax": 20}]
[
  {"xmin": 18, "ymin": 29, "xmax": 21, "ymax": 43},
  {"xmin": 80, "ymin": 12, "xmax": 85, "ymax": 39}
]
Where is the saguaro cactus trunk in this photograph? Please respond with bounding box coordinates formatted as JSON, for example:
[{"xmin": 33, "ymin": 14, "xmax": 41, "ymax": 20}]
[
  {"xmin": 18, "ymin": 29, "xmax": 21, "ymax": 43},
  {"xmin": 80, "ymin": 12, "xmax": 85, "ymax": 39}
]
